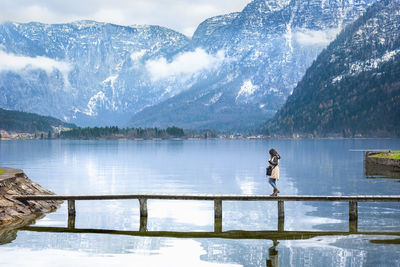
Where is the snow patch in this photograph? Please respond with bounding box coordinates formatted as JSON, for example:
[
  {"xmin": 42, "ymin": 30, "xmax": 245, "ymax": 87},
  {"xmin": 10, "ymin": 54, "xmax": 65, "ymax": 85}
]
[
  {"xmin": 265, "ymin": 0, "xmax": 291, "ymax": 12},
  {"xmin": 145, "ymin": 48, "xmax": 226, "ymax": 81},
  {"xmin": 209, "ymin": 92, "xmax": 223, "ymax": 105},
  {"xmin": 332, "ymin": 75, "xmax": 343, "ymax": 84},
  {"xmin": 236, "ymin": 80, "xmax": 258, "ymax": 100},
  {"xmin": 102, "ymin": 75, "xmax": 118, "ymax": 86},
  {"xmin": 102, "ymin": 75, "xmax": 119, "ymax": 109},
  {"xmin": 350, "ymin": 49, "xmax": 400, "ymax": 75},
  {"xmin": 85, "ymin": 91, "xmax": 108, "ymax": 116},
  {"xmin": 72, "ymin": 20, "xmax": 101, "ymax": 30}
]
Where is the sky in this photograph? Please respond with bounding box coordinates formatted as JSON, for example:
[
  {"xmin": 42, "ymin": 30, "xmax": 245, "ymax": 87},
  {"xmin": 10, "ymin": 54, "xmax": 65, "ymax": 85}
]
[{"xmin": 0, "ymin": 0, "xmax": 252, "ymax": 37}]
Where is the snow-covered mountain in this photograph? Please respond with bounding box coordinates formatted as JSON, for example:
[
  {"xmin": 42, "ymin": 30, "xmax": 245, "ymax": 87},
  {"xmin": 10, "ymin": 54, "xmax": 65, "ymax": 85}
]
[
  {"xmin": 128, "ymin": 0, "xmax": 375, "ymax": 130},
  {"xmin": 0, "ymin": 0, "xmax": 375, "ymax": 129},
  {"xmin": 0, "ymin": 21, "xmax": 189, "ymax": 126}
]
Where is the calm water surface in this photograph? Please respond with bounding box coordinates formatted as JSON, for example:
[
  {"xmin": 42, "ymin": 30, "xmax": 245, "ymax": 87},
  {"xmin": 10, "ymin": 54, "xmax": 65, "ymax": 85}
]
[{"xmin": 0, "ymin": 139, "xmax": 399, "ymax": 266}]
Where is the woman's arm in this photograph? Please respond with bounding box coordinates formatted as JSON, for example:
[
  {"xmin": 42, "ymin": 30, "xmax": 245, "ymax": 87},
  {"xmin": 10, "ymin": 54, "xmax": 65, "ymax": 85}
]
[{"xmin": 268, "ymin": 156, "xmax": 278, "ymax": 166}]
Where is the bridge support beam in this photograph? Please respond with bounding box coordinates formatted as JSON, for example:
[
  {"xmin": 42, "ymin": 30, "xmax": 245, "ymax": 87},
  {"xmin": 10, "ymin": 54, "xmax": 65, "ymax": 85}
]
[
  {"xmin": 140, "ymin": 216, "xmax": 148, "ymax": 232},
  {"xmin": 349, "ymin": 201, "xmax": 358, "ymax": 232},
  {"xmin": 278, "ymin": 200, "xmax": 285, "ymax": 231},
  {"xmin": 139, "ymin": 198, "xmax": 148, "ymax": 217},
  {"xmin": 68, "ymin": 200, "xmax": 76, "ymax": 216},
  {"xmin": 214, "ymin": 200, "xmax": 222, "ymax": 232},
  {"xmin": 278, "ymin": 200, "xmax": 284, "ymax": 220},
  {"xmin": 349, "ymin": 201, "xmax": 358, "ymax": 221},
  {"xmin": 68, "ymin": 214, "xmax": 75, "ymax": 229},
  {"xmin": 67, "ymin": 200, "xmax": 76, "ymax": 229},
  {"xmin": 139, "ymin": 198, "xmax": 148, "ymax": 232}
]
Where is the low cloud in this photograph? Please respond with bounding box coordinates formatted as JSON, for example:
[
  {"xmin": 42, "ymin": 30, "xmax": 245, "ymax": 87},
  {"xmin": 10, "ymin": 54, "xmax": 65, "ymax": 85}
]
[
  {"xmin": 295, "ymin": 28, "xmax": 340, "ymax": 46},
  {"xmin": 145, "ymin": 48, "xmax": 226, "ymax": 81},
  {"xmin": 0, "ymin": 50, "xmax": 72, "ymax": 81}
]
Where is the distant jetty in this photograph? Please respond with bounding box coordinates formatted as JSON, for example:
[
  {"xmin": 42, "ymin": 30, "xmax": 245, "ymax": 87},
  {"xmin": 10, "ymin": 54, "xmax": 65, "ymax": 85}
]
[{"xmin": 0, "ymin": 167, "xmax": 61, "ymax": 226}]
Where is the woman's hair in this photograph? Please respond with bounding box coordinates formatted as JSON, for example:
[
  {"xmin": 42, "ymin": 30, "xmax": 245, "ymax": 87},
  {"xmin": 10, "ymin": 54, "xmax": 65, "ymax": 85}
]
[{"xmin": 269, "ymin": 148, "xmax": 281, "ymax": 159}]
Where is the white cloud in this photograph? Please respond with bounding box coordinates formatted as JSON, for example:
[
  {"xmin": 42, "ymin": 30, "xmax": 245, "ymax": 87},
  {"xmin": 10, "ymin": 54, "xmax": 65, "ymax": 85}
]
[
  {"xmin": 145, "ymin": 48, "xmax": 226, "ymax": 81},
  {"xmin": 295, "ymin": 28, "xmax": 340, "ymax": 46},
  {"xmin": 0, "ymin": 0, "xmax": 251, "ymax": 37},
  {"xmin": 0, "ymin": 50, "xmax": 72, "ymax": 82}
]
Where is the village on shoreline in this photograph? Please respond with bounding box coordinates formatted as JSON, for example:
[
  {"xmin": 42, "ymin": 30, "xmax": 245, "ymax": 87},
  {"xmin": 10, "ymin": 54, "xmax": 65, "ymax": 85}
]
[{"xmin": 0, "ymin": 129, "xmax": 268, "ymax": 141}]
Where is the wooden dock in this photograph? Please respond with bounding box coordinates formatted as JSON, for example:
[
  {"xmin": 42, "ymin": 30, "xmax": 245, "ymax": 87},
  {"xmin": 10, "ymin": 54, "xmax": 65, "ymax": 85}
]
[{"xmin": 12, "ymin": 194, "xmax": 400, "ymax": 233}]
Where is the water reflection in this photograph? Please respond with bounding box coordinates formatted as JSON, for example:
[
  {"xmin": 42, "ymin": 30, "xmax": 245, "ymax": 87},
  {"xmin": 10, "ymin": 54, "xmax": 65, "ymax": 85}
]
[
  {"xmin": 266, "ymin": 240, "xmax": 279, "ymax": 267},
  {"xmin": 17, "ymin": 225, "xmax": 400, "ymax": 241},
  {"xmin": 0, "ymin": 226, "xmax": 400, "ymax": 266},
  {"xmin": 364, "ymin": 162, "xmax": 400, "ymax": 179}
]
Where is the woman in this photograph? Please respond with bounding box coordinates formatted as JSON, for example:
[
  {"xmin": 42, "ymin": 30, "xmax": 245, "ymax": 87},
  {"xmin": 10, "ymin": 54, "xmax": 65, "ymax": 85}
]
[{"xmin": 267, "ymin": 148, "xmax": 280, "ymax": 196}]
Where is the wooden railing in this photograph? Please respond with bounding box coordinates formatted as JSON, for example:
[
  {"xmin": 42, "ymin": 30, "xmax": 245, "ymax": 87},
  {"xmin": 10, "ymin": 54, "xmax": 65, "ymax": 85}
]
[{"xmin": 12, "ymin": 194, "xmax": 400, "ymax": 233}]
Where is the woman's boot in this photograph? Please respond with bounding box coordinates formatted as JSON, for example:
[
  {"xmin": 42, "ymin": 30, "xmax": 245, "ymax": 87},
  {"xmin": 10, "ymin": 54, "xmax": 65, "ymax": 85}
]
[{"xmin": 270, "ymin": 188, "xmax": 278, "ymax": 196}]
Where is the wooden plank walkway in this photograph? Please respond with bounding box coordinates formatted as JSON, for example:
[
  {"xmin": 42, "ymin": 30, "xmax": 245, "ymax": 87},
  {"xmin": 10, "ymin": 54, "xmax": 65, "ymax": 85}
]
[
  {"xmin": 12, "ymin": 194, "xmax": 400, "ymax": 201},
  {"xmin": 12, "ymin": 194, "xmax": 400, "ymax": 233}
]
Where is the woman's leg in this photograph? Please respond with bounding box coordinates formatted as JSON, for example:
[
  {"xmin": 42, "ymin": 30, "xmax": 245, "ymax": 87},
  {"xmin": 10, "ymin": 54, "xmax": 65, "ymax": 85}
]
[{"xmin": 269, "ymin": 178, "xmax": 277, "ymax": 189}]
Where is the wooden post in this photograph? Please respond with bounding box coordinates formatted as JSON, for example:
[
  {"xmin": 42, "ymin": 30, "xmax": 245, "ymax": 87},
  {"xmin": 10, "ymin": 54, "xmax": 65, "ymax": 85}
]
[
  {"xmin": 139, "ymin": 198, "xmax": 148, "ymax": 231},
  {"xmin": 67, "ymin": 200, "xmax": 76, "ymax": 229},
  {"xmin": 214, "ymin": 218, "xmax": 222, "ymax": 233},
  {"xmin": 139, "ymin": 198, "xmax": 148, "ymax": 217},
  {"xmin": 214, "ymin": 199, "xmax": 222, "ymax": 232},
  {"xmin": 278, "ymin": 200, "xmax": 284, "ymax": 231},
  {"xmin": 278, "ymin": 200, "xmax": 284, "ymax": 220},
  {"xmin": 68, "ymin": 214, "xmax": 75, "ymax": 229},
  {"xmin": 349, "ymin": 201, "xmax": 358, "ymax": 221},
  {"xmin": 349, "ymin": 218, "xmax": 358, "ymax": 233},
  {"xmin": 68, "ymin": 200, "xmax": 76, "ymax": 216},
  {"xmin": 214, "ymin": 199, "xmax": 222, "ymax": 220},
  {"xmin": 349, "ymin": 201, "xmax": 358, "ymax": 232},
  {"xmin": 139, "ymin": 216, "xmax": 148, "ymax": 232}
]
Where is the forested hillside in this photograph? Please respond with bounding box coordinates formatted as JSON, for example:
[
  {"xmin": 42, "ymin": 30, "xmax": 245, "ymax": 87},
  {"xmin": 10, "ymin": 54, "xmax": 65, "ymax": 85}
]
[
  {"xmin": 0, "ymin": 108, "xmax": 76, "ymax": 133},
  {"xmin": 266, "ymin": 0, "xmax": 400, "ymax": 137}
]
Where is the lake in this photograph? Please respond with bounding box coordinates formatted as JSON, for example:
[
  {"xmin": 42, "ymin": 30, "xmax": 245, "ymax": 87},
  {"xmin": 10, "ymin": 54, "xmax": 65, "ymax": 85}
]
[{"xmin": 0, "ymin": 139, "xmax": 399, "ymax": 266}]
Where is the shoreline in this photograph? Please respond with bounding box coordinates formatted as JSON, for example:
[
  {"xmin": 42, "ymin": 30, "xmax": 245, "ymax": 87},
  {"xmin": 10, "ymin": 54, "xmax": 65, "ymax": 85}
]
[{"xmin": 1, "ymin": 136, "xmax": 399, "ymax": 141}]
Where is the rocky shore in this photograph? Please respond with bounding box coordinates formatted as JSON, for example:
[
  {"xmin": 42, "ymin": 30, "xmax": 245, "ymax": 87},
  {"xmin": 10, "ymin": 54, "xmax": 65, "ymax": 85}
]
[
  {"xmin": 0, "ymin": 167, "xmax": 62, "ymax": 226},
  {"xmin": 365, "ymin": 151, "xmax": 400, "ymax": 179}
]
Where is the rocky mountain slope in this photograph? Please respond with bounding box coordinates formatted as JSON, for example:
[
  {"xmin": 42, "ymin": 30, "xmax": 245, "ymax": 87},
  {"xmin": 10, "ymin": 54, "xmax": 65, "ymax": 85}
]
[
  {"xmin": 266, "ymin": 0, "xmax": 400, "ymax": 137},
  {"xmin": 0, "ymin": 0, "xmax": 375, "ymax": 130}
]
